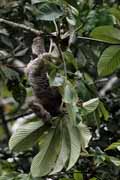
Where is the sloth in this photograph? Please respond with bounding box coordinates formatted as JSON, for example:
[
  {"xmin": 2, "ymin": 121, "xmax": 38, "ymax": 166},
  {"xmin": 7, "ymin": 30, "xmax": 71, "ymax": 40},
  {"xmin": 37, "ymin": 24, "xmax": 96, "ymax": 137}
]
[{"xmin": 25, "ymin": 36, "xmax": 62, "ymax": 122}]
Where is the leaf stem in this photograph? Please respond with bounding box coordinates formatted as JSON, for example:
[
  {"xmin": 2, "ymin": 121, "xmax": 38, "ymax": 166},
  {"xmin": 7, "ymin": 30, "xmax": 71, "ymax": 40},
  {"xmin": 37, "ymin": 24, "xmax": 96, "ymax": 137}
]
[{"xmin": 53, "ymin": 20, "xmax": 67, "ymax": 77}]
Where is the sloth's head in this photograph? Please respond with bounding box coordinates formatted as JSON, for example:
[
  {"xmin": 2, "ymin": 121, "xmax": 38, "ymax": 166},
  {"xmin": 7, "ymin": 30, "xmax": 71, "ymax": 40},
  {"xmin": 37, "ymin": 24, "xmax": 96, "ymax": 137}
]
[{"xmin": 32, "ymin": 36, "xmax": 45, "ymax": 56}]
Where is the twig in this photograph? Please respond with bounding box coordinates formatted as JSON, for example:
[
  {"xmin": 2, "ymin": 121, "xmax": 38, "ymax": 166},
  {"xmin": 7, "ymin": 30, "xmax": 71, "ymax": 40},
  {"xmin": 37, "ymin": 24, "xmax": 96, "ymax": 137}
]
[
  {"xmin": 1, "ymin": 18, "xmax": 120, "ymax": 45},
  {"xmin": 78, "ymin": 36, "xmax": 106, "ymax": 43},
  {"xmin": 1, "ymin": 18, "xmax": 118, "ymax": 45},
  {"xmin": 0, "ymin": 18, "xmax": 56, "ymax": 38},
  {"xmin": 99, "ymin": 76, "xmax": 119, "ymax": 96},
  {"xmin": 0, "ymin": 64, "xmax": 26, "ymax": 69},
  {"xmin": 53, "ymin": 21, "xmax": 67, "ymax": 77},
  {"xmin": 0, "ymin": 111, "xmax": 33, "ymax": 125},
  {"xmin": 7, "ymin": 111, "xmax": 33, "ymax": 123},
  {"xmin": 0, "ymin": 18, "xmax": 41, "ymax": 35},
  {"xmin": 77, "ymin": 36, "xmax": 120, "ymax": 45}
]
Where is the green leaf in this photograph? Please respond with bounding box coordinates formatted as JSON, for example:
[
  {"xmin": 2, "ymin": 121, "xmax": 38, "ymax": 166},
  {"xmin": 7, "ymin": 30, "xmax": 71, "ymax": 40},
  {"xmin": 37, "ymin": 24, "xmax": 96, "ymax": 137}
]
[
  {"xmin": 66, "ymin": 104, "xmax": 78, "ymax": 125},
  {"xmin": 64, "ymin": 51, "xmax": 78, "ymax": 70},
  {"xmin": 82, "ymin": 98, "xmax": 99, "ymax": 115},
  {"xmin": 66, "ymin": 15, "xmax": 76, "ymax": 26},
  {"xmin": 66, "ymin": 123, "xmax": 81, "ymax": 170},
  {"xmin": 50, "ymin": 126, "xmax": 69, "ymax": 174},
  {"xmin": 0, "ymin": 66, "xmax": 20, "ymax": 81},
  {"xmin": 0, "ymin": 35, "xmax": 13, "ymax": 49},
  {"xmin": 12, "ymin": 83, "xmax": 26, "ymax": 105},
  {"xmin": 31, "ymin": 126, "xmax": 62, "ymax": 177},
  {"xmin": 73, "ymin": 171, "xmax": 83, "ymax": 180},
  {"xmin": 105, "ymin": 141, "xmax": 120, "ymax": 151},
  {"xmin": 63, "ymin": 82, "xmax": 78, "ymax": 104},
  {"xmin": 76, "ymin": 80, "xmax": 91, "ymax": 101},
  {"xmin": 15, "ymin": 48, "xmax": 28, "ymax": 57},
  {"xmin": 99, "ymin": 101, "xmax": 109, "ymax": 121},
  {"xmin": 97, "ymin": 45, "xmax": 120, "ymax": 76},
  {"xmin": 109, "ymin": 156, "xmax": 120, "ymax": 166},
  {"xmin": 9, "ymin": 121, "xmax": 46, "ymax": 151},
  {"xmin": 109, "ymin": 8, "xmax": 120, "ymax": 21},
  {"xmin": 91, "ymin": 26, "xmax": 120, "ymax": 44},
  {"xmin": 0, "ymin": 173, "xmax": 31, "ymax": 180},
  {"xmin": 31, "ymin": 0, "xmax": 48, "ymax": 4},
  {"xmin": 64, "ymin": 0, "xmax": 78, "ymax": 8},
  {"xmin": 36, "ymin": 3, "xmax": 63, "ymax": 21},
  {"xmin": 59, "ymin": 178, "xmax": 71, "ymax": 180},
  {"xmin": 77, "ymin": 122, "xmax": 92, "ymax": 152}
]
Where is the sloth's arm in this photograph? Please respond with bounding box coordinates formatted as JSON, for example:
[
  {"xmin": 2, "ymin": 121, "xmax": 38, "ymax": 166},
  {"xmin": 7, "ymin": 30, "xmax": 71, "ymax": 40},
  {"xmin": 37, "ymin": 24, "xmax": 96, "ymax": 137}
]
[
  {"xmin": 25, "ymin": 53, "xmax": 52, "ymax": 75},
  {"xmin": 28, "ymin": 98, "xmax": 51, "ymax": 122}
]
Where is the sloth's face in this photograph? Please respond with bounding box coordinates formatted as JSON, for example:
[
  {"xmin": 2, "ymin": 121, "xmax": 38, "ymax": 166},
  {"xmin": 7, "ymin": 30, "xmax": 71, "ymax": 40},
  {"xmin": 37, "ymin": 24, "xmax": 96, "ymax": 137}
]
[{"xmin": 32, "ymin": 36, "xmax": 45, "ymax": 56}]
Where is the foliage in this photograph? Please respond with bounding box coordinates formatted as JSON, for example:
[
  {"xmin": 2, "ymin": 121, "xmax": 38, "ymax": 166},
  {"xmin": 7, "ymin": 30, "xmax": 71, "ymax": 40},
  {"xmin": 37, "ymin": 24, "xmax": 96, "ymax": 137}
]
[{"xmin": 0, "ymin": 0, "xmax": 120, "ymax": 180}]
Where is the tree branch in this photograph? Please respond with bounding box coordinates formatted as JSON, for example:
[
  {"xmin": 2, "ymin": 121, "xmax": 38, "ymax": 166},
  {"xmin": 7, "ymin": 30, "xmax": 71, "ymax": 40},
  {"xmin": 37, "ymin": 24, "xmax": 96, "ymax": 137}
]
[
  {"xmin": 0, "ymin": 111, "xmax": 33, "ymax": 125},
  {"xmin": 99, "ymin": 76, "xmax": 119, "ymax": 96},
  {"xmin": 1, "ymin": 18, "xmax": 120, "ymax": 45},
  {"xmin": 0, "ymin": 18, "xmax": 56, "ymax": 38}
]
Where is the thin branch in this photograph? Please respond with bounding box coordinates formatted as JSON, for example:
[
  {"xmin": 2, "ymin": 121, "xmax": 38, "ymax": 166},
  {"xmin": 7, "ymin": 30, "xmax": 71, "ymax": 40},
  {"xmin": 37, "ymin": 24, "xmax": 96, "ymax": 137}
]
[
  {"xmin": 53, "ymin": 21, "xmax": 67, "ymax": 77},
  {"xmin": 0, "ymin": 18, "xmax": 56, "ymax": 38},
  {"xmin": 77, "ymin": 36, "xmax": 120, "ymax": 45},
  {"xmin": 1, "ymin": 18, "xmax": 120, "ymax": 45},
  {"xmin": 78, "ymin": 36, "xmax": 106, "ymax": 43},
  {"xmin": 99, "ymin": 76, "xmax": 119, "ymax": 96},
  {"xmin": 49, "ymin": 38, "xmax": 53, "ymax": 53},
  {"xmin": 0, "ymin": 64, "xmax": 26, "ymax": 69},
  {"xmin": 0, "ymin": 18, "xmax": 42, "ymax": 35},
  {"xmin": 0, "ymin": 111, "xmax": 33, "ymax": 125}
]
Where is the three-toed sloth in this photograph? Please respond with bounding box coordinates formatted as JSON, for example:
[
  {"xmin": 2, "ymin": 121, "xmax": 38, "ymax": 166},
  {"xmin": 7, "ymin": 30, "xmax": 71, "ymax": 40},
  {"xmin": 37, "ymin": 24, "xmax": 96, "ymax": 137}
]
[{"xmin": 25, "ymin": 37, "xmax": 61, "ymax": 122}]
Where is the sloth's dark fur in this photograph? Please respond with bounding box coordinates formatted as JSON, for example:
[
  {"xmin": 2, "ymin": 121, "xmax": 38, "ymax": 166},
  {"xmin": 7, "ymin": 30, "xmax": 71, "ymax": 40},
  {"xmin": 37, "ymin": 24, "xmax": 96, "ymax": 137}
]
[{"xmin": 26, "ymin": 37, "xmax": 61, "ymax": 122}]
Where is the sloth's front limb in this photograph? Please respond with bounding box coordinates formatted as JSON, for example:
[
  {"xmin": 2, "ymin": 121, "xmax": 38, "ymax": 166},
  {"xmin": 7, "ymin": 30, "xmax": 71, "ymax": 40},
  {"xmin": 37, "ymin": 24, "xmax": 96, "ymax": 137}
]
[
  {"xmin": 25, "ymin": 53, "xmax": 53, "ymax": 75},
  {"xmin": 28, "ymin": 98, "xmax": 51, "ymax": 122}
]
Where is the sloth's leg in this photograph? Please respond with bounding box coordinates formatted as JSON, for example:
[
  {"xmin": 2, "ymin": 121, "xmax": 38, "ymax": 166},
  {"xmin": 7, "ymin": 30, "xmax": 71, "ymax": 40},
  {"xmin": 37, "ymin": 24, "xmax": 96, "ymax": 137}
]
[{"xmin": 28, "ymin": 99, "xmax": 51, "ymax": 122}]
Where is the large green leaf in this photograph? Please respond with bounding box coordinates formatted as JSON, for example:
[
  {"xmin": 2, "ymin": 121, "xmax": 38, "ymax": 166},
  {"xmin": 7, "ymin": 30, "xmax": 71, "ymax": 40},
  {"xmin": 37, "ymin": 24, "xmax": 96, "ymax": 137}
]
[
  {"xmin": 9, "ymin": 121, "xmax": 47, "ymax": 152},
  {"xmin": 50, "ymin": 126, "xmax": 69, "ymax": 174},
  {"xmin": 91, "ymin": 26, "xmax": 120, "ymax": 44},
  {"xmin": 66, "ymin": 123, "xmax": 81, "ymax": 170},
  {"xmin": 66, "ymin": 104, "xmax": 78, "ymax": 125},
  {"xmin": 31, "ymin": 126, "xmax": 62, "ymax": 177},
  {"xmin": 97, "ymin": 45, "xmax": 120, "ymax": 76},
  {"xmin": 36, "ymin": 3, "xmax": 63, "ymax": 21}
]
